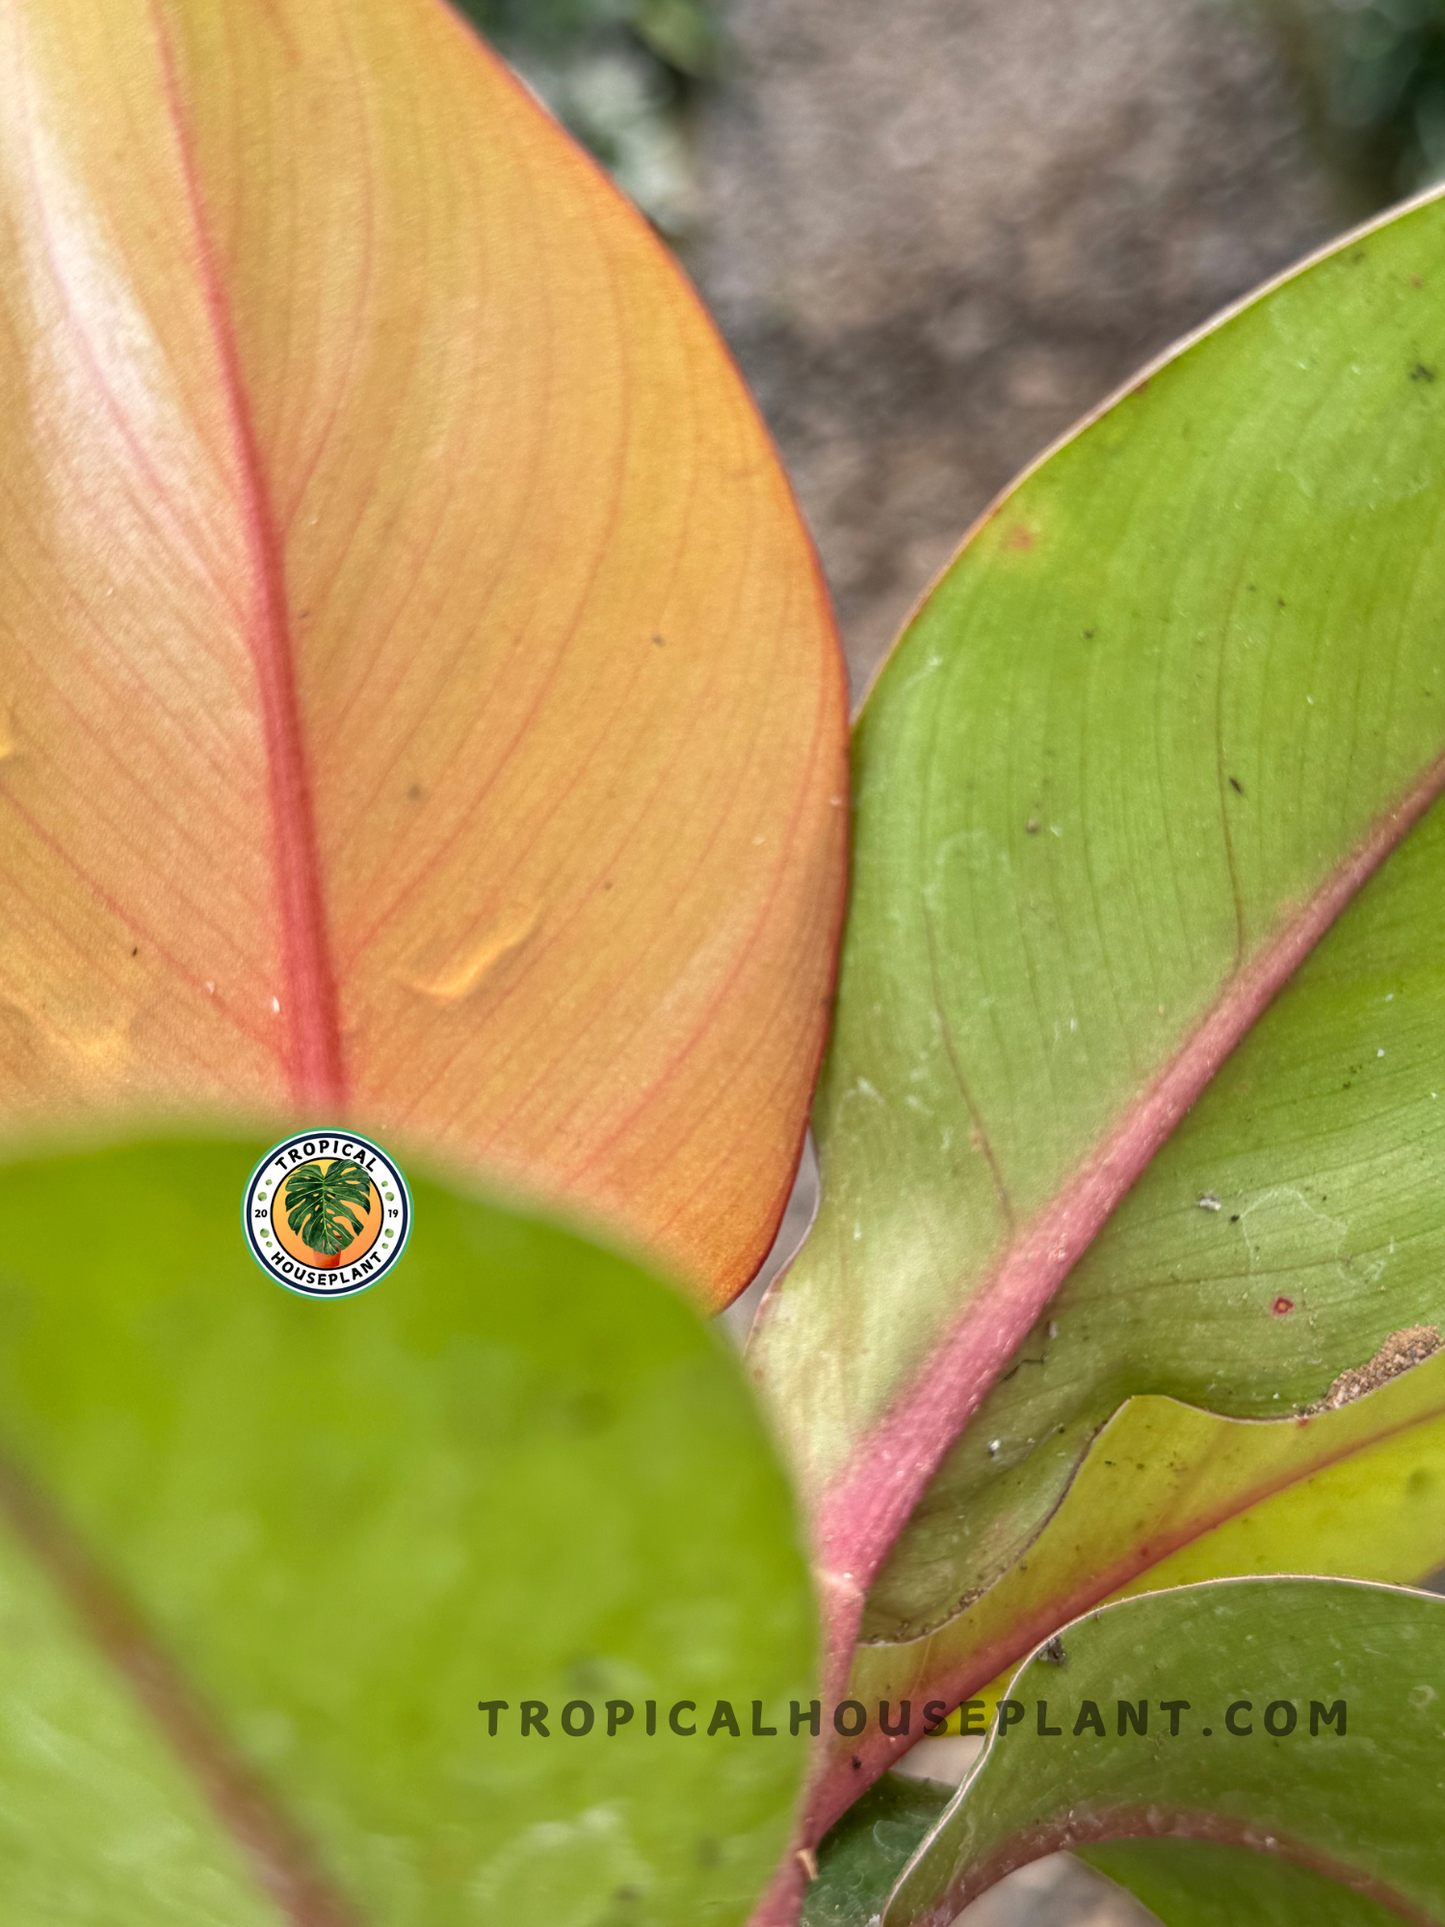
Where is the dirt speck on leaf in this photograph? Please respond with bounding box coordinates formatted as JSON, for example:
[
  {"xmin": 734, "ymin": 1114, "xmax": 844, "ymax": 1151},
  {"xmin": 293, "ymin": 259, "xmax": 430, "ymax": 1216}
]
[{"xmin": 1304, "ymin": 1326, "xmax": 1442, "ymax": 1414}]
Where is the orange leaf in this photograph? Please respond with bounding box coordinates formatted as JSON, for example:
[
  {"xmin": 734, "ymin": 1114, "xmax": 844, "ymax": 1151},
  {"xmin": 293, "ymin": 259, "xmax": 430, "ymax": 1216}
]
[{"xmin": 0, "ymin": 0, "xmax": 847, "ymax": 1301}]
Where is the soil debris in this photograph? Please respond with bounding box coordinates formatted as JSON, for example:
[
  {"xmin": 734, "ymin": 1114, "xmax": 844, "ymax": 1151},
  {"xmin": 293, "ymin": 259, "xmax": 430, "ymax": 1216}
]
[{"xmin": 1304, "ymin": 1326, "xmax": 1442, "ymax": 1414}]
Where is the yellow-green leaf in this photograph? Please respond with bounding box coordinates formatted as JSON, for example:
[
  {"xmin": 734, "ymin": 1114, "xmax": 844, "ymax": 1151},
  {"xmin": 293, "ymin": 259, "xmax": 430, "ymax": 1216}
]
[
  {"xmin": 886, "ymin": 1581, "xmax": 1445, "ymax": 1926},
  {"xmin": 825, "ymin": 1352, "xmax": 1445, "ymax": 1820},
  {"xmin": 0, "ymin": 1133, "xmax": 817, "ymax": 1922}
]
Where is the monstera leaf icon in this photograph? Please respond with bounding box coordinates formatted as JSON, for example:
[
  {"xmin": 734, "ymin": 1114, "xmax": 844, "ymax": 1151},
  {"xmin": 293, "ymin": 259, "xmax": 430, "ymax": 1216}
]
[{"xmin": 283, "ymin": 1160, "xmax": 373, "ymax": 1262}]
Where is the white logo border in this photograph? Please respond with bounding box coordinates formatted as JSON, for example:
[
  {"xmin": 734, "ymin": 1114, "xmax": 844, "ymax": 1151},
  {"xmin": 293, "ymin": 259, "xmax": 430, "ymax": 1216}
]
[{"xmin": 242, "ymin": 1129, "xmax": 412, "ymax": 1298}]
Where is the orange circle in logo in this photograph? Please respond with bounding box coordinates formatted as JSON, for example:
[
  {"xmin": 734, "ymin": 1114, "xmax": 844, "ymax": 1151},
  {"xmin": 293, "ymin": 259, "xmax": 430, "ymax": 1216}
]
[
  {"xmin": 242, "ymin": 1131, "xmax": 412, "ymax": 1297},
  {"xmin": 272, "ymin": 1159, "xmax": 385, "ymax": 1270}
]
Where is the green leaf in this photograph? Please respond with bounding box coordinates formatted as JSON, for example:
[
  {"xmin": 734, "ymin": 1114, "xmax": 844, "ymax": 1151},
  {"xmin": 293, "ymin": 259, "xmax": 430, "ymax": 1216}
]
[
  {"xmin": 1081, "ymin": 1839, "xmax": 1405, "ymax": 1927},
  {"xmin": 825, "ymin": 1349, "xmax": 1445, "ymax": 1811},
  {"xmin": 0, "ymin": 1135, "xmax": 815, "ymax": 1923},
  {"xmin": 748, "ymin": 185, "xmax": 1445, "ymax": 1746},
  {"xmin": 282, "ymin": 1159, "xmax": 374, "ymax": 1257},
  {"xmin": 803, "ymin": 1778, "xmax": 1410, "ymax": 1927},
  {"xmin": 883, "ymin": 1579, "xmax": 1445, "ymax": 1925},
  {"xmin": 804, "ymin": 1776, "xmax": 950, "ymax": 1927},
  {"xmin": 632, "ymin": 0, "xmax": 719, "ymax": 76}
]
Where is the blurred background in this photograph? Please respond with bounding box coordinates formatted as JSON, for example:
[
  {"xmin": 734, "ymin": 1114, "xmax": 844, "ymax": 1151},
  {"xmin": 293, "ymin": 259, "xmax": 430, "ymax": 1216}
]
[
  {"xmin": 459, "ymin": 3, "xmax": 1444, "ymax": 1919},
  {"xmin": 462, "ymin": 0, "xmax": 1444, "ymax": 698}
]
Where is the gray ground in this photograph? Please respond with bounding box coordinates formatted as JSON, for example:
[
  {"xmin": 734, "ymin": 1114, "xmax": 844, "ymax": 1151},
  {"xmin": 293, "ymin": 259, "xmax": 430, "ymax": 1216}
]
[
  {"xmin": 955, "ymin": 1853, "xmax": 1157, "ymax": 1927},
  {"xmin": 700, "ymin": 3, "xmax": 1367, "ymax": 1917},
  {"xmin": 686, "ymin": 0, "xmax": 1358, "ymax": 698}
]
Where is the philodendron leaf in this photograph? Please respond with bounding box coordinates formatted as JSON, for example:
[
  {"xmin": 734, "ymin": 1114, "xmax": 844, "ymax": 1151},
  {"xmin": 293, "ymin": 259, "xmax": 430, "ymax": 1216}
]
[
  {"xmin": 1081, "ymin": 1839, "xmax": 1406, "ymax": 1927},
  {"xmin": 283, "ymin": 1158, "xmax": 372, "ymax": 1256},
  {"xmin": 750, "ymin": 186, "xmax": 1445, "ymax": 1659},
  {"xmin": 0, "ymin": 0, "xmax": 846, "ymax": 1306},
  {"xmin": 803, "ymin": 1777, "xmax": 1412, "ymax": 1927},
  {"xmin": 0, "ymin": 1135, "xmax": 815, "ymax": 1923},
  {"xmin": 819, "ymin": 1349, "xmax": 1445, "ymax": 1821},
  {"xmin": 802, "ymin": 1775, "xmax": 950, "ymax": 1927},
  {"xmin": 884, "ymin": 1578, "xmax": 1445, "ymax": 1926}
]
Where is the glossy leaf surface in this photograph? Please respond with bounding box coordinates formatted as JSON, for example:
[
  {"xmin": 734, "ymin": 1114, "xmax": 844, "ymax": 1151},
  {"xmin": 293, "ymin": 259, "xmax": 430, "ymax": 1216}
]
[
  {"xmin": 0, "ymin": 0, "xmax": 847, "ymax": 1301},
  {"xmin": 749, "ymin": 185, "xmax": 1445, "ymax": 1648},
  {"xmin": 0, "ymin": 1136, "xmax": 815, "ymax": 1923},
  {"xmin": 886, "ymin": 1579, "xmax": 1445, "ymax": 1926}
]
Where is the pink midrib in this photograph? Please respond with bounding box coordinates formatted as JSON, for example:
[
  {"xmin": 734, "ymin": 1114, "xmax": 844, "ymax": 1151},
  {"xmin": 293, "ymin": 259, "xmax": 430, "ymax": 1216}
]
[
  {"xmin": 812, "ymin": 738, "xmax": 1445, "ymax": 1629},
  {"xmin": 0, "ymin": 1449, "xmax": 361, "ymax": 1927},
  {"xmin": 912, "ymin": 1807, "xmax": 1439, "ymax": 1927},
  {"xmin": 813, "ymin": 1368, "xmax": 1445, "ymax": 1836},
  {"xmin": 753, "ymin": 677, "xmax": 1445, "ymax": 1927},
  {"xmin": 151, "ymin": 2, "xmax": 344, "ymax": 1111},
  {"xmin": 746, "ymin": 734, "xmax": 1445, "ymax": 1927}
]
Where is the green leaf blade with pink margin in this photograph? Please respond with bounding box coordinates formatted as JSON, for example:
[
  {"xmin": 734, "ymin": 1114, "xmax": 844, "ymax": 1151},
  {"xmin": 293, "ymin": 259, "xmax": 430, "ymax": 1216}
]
[
  {"xmin": 881, "ymin": 1580, "xmax": 1445, "ymax": 1926},
  {"xmin": 833, "ymin": 1349, "xmax": 1445, "ymax": 1817},
  {"xmin": 811, "ymin": 756, "xmax": 1445, "ymax": 1580},
  {"xmin": 803, "ymin": 1776, "xmax": 1415, "ymax": 1927},
  {"xmin": 747, "ymin": 185, "xmax": 1445, "ymax": 1915}
]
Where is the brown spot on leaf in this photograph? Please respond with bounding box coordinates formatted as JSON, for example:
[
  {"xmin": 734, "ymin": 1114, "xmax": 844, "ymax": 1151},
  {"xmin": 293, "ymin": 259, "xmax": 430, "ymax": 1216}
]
[
  {"xmin": 1007, "ymin": 524, "xmax": 1036, "ymax": 552},
  {"xmin": 1272, "ymin": 1297, "xmax": 1293, "ymax": 1316},
  {"xmin": 1305, "ymin": 1326, "xmax": 1442, "ymax": 1414}
]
